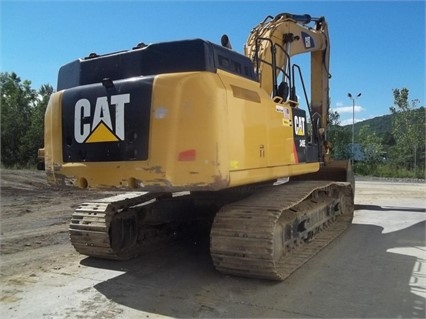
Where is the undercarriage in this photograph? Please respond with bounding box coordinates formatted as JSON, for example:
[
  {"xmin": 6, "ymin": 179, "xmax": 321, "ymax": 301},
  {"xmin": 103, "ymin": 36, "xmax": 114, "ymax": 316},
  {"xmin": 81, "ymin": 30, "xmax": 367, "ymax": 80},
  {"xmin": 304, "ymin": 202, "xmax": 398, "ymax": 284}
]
[{"xmin": 69, "ymin": 178, "xmax": 353, "ymax": 280}]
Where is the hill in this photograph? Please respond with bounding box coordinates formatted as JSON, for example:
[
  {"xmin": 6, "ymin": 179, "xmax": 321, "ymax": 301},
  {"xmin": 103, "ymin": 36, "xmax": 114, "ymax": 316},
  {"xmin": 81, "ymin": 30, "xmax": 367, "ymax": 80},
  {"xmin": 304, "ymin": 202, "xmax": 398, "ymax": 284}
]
[
  {"xmin": 351, "ymin": 113, "xmax": 393, "ymax": 138},
  {"xmin": 343, "ymin": 107, "xmax": 424, "ymax": 142}
]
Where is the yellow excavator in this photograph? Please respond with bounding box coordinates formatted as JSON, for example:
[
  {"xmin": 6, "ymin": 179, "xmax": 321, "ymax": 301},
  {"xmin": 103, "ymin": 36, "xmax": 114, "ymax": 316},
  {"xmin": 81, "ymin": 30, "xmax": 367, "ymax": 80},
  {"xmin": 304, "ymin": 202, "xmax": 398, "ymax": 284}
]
[{"xmin": 40, "ymin": 12, "xmax": 354, "ymax": 280}]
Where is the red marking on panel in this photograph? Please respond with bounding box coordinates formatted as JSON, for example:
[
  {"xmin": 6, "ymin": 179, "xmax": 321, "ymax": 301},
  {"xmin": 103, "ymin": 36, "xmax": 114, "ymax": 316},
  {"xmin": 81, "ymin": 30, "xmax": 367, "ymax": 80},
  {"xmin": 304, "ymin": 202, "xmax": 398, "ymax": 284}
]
[
  {"xmin": 178, "ymin": 149, "xmax": 197, "ymax": 161},
  {"xmin": 293, "ymin": 143, "xmax": 299, "ymax": 163}
]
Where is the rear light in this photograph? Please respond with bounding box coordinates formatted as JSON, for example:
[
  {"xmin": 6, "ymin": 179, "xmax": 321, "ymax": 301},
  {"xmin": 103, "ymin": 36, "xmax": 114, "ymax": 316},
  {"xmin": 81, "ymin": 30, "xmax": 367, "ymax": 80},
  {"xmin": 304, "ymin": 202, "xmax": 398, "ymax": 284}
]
[{"xmin": 178, "ymin": 149, "xmax": 197, "ymax": 161}]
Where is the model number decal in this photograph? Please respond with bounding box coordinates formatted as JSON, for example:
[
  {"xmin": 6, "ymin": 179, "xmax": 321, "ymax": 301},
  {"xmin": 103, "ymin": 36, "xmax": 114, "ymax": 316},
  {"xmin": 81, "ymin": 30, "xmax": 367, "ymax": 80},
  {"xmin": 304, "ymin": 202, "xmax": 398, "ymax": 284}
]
[{"xmin": 301, "ymin": 32, "xmax": 315, "ymax": 49}]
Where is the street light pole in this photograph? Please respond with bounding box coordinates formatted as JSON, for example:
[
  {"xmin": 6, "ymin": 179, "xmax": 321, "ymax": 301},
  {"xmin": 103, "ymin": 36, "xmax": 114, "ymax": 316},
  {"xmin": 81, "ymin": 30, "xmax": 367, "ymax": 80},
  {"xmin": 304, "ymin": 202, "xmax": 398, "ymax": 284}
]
[{"xmin": 347, "ymin": 92, "xmax": 361, "ymax": 163}]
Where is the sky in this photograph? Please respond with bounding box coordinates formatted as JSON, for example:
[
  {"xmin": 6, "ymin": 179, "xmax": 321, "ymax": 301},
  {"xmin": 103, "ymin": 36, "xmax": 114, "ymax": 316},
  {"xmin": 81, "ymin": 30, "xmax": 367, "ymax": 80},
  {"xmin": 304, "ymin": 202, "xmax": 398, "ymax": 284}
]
[{"xmin": 1, "ymin": 0, "xmax": 425, "ymax": 126}]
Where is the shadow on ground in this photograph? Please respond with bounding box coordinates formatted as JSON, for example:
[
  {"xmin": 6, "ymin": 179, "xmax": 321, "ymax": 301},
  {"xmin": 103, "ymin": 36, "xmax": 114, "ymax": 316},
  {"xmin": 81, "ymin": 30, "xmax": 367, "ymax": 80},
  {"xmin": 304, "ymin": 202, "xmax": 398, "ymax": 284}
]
[
  {"xmin": 81, "ymin": 214, "xmax": 426, "ymax": 318},
  {"xmin": 355, "ymin": 204, "xmax": 426, "ymax": 213}
]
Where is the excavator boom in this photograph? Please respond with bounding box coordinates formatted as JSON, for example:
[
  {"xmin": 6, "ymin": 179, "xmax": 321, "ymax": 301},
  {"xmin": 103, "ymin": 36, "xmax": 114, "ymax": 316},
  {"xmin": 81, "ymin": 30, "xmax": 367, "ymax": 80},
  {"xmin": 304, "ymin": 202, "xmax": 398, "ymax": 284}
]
[{"xmin": 245, "ymin": 13, "xmax": 331, "ymax": 161}]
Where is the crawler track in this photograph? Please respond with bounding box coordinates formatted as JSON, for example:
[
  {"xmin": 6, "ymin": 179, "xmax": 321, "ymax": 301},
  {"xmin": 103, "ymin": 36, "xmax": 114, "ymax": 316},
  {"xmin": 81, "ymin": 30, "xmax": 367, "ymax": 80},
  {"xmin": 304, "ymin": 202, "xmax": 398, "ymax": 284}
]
[
  {"xmin": 69, "ymin": 192, "xmax": 176, "ymax": 260},
  {"xmin": 69, "ymin": 180, "xmax": 353, "ymax": 281},
  {"xmin": 210, "ymin": 180, "xmax": 354, "ymax": 280}
]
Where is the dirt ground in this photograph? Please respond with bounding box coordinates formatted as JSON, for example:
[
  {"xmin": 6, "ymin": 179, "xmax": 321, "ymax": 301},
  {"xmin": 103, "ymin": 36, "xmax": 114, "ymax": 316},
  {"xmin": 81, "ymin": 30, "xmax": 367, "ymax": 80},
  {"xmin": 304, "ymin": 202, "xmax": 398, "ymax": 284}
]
[
  {"xmin": 0, "ymin": 169, "xmax": 425, "ymax": 318},
  {"xmin": 0, "ymin": 169, "xmax": 120, "ymax": 279}
]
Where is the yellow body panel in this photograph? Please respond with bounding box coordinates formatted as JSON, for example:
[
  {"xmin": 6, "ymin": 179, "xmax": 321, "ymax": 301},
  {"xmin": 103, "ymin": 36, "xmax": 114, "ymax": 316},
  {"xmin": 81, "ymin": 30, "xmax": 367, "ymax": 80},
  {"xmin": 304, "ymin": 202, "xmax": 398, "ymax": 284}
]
[{"xmin": 44, "ymin": 70, "xmax": 319, "ymax": 191}]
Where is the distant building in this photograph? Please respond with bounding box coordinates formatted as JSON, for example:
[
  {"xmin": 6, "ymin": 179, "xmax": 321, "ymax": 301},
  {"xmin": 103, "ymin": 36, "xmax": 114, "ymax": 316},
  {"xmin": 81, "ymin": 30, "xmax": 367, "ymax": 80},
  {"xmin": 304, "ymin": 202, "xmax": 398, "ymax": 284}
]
[
  {"xmin": 348, "ymin": 143, "xmax": 387, "ymax": 162},
  {"xmin": 349, "ymin": 143, "xmax": 365, "ymax": 162}
]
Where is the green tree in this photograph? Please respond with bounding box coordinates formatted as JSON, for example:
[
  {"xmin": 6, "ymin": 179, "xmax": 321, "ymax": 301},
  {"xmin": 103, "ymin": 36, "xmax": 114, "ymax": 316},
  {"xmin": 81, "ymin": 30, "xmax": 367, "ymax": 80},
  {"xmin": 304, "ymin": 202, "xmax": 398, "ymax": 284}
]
[
  {"xmin": 357, "ymin": 125, "xmax": 384, "ymax": 172},
  {"xmin": 329, "ymin": 110, "xmax": 341, "ymax": 126},
  {"xmin": 327, "ymin": 111, "xmax": 351, "ymax": 160},
  {"xmin": 22, "ymin": 84, "xmax": 53, "ymax": 166},
  {"xmin": 1, "ymin": 72, "xmax": 35, "ymax": 166},
  {"xmin": 389, "ymin": 88, "xmax": 425, "ymax": 172},
  {"xmin": 381, "ymin": 131, "xmax": 396, "ymax": 148},
  {"xmin": 1, "ymin": 72, "xmax": 53, "ymax": 167}
]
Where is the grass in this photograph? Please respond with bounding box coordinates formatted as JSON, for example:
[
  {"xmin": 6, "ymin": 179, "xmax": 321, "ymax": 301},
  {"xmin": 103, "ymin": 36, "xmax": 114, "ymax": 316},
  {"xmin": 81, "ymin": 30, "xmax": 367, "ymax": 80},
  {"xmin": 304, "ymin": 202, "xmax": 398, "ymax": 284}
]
[{"xmin": 354, "ymin": 163, "xmax": 425, "ymax": 180}]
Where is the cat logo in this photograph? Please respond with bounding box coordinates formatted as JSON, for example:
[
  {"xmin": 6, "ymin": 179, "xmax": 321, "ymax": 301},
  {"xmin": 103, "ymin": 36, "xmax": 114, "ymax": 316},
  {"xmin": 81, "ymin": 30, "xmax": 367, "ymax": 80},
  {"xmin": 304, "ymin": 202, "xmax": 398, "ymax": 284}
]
[
  {"xmin": 74, "ymin": 93, "xmax": 130, "ymax": 144},
  {"xmin": 294, "ymin": 115, "xmax": 305, "ymax": 136}
]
